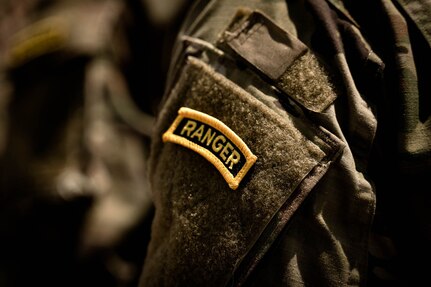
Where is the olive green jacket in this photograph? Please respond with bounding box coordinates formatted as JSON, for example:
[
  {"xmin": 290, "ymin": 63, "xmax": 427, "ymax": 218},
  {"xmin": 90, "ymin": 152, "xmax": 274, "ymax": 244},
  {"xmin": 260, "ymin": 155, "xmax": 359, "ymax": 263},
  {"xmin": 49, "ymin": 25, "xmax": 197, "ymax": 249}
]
[{"xmin": 139, "ymin": 0, "xmax": 431, "ymax": 286}]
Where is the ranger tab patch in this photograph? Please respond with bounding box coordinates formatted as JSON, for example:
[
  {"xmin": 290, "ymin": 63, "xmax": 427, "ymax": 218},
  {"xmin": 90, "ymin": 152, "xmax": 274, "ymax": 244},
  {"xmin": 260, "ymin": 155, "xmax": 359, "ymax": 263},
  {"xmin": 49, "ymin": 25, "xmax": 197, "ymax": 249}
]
[{"xmin": 163, "ymin": 107, "xmax": 257, "ymax": 190}]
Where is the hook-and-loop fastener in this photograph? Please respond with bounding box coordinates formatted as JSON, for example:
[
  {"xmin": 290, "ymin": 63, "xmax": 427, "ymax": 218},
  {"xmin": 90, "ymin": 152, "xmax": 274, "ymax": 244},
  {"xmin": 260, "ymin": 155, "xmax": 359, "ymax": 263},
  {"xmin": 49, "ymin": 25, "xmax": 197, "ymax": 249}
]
[{"xmin": 219, "ymin": 10, "xmax": 338, "ymax": 113}]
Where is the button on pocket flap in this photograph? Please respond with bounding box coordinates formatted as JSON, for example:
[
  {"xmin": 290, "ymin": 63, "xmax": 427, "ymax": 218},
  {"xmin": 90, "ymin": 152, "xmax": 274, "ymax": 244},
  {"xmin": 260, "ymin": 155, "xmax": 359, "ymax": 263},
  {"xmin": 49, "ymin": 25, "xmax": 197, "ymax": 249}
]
[
  {"xmin": 143, "ymin": 57, "xmax": 344, "ymax": 287},
  {"xmin": 219, "ymin": 10, "xmax": 338, "ymax": 113}
]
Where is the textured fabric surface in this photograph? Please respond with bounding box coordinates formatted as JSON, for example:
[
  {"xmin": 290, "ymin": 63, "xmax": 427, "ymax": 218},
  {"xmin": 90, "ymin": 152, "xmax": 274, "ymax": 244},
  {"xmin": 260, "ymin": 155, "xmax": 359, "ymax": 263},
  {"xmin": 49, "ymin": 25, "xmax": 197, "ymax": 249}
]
[
  {"xmin": 140, "ymin": 56, "xmax": 343, "ymax": 287},
  {"xmin": 218, "ymin": 10, "xmax": 336, "ymax": 112},
  {"xmin": 140, "ymin": 0, "xmax": 379, "ymax": 286},
  {"xmin": 277, "ymin": 51, "xmax": 337, "ymax": 112},
  {"xmin": 219, "ymin": 10, "xmax": 308, "ymax": 80}
]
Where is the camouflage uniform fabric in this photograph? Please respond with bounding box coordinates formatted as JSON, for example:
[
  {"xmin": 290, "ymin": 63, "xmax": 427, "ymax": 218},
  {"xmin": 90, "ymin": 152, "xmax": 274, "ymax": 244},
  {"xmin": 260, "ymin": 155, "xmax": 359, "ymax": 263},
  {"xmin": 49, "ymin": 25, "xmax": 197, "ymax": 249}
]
[{"xmin": 139, "ymin": 0, "xmax": 431, "ymax": 286}]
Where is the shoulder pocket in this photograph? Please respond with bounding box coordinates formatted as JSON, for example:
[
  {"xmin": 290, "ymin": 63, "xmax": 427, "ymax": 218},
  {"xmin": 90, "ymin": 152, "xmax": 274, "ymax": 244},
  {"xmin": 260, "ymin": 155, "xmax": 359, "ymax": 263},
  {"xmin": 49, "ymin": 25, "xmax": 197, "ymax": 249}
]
[
  {"xmin": 143, "ymin": 53, "xmax": 344, "ymax": 287},
  {"xmin": 217, "ymin": 9, "xmax": 337, "ymax": 113}
]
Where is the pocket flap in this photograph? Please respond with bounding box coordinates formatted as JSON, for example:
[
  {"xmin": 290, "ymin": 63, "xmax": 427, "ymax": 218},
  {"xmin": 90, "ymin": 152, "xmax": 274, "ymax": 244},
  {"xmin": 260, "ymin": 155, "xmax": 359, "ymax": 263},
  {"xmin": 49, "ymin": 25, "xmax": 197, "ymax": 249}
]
[{"xmin": 219, "ymin": 10, "xmax": 337, "ymax": 113}]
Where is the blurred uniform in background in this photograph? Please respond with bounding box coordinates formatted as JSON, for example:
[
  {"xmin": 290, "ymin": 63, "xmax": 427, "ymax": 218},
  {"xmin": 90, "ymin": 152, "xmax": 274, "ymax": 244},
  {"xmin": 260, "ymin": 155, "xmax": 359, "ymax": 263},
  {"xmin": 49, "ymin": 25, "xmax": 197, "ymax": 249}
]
[{"xmin": 0, "ymin": 0, "xmax": 191, "ymax": 286}]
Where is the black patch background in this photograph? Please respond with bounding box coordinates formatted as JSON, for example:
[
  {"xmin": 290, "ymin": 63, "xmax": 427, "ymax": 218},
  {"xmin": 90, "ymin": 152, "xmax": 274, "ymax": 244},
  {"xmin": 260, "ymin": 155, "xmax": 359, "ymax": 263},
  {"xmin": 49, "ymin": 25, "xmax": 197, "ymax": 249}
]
[{"xmin": 173, "ymin": 117, "xmax": 246, "ymax": 177}]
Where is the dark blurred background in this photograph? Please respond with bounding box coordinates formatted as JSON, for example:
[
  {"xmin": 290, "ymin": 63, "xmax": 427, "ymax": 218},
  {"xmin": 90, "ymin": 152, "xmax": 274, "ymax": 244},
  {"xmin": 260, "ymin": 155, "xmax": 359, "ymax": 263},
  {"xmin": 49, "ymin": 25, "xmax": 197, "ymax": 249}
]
[{"xmin": 0, "ymin": 0, "xmax": 193, "ymax": 286}]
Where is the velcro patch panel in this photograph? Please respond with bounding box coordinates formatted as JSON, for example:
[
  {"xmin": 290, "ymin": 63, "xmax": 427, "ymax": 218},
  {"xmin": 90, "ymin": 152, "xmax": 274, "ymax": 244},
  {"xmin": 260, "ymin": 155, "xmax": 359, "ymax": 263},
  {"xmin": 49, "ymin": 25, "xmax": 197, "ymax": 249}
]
[{"xmin": 219, "ymin": 10, "xmax": 337, "ymax": 112}]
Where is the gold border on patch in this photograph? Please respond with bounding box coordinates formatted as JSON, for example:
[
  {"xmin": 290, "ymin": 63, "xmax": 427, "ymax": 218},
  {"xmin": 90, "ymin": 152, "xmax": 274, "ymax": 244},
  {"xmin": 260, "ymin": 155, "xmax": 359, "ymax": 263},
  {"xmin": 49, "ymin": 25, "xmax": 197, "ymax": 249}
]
[{"xmin": 163, "ymin": 107, "xmax": 257, "ymax": 190}]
